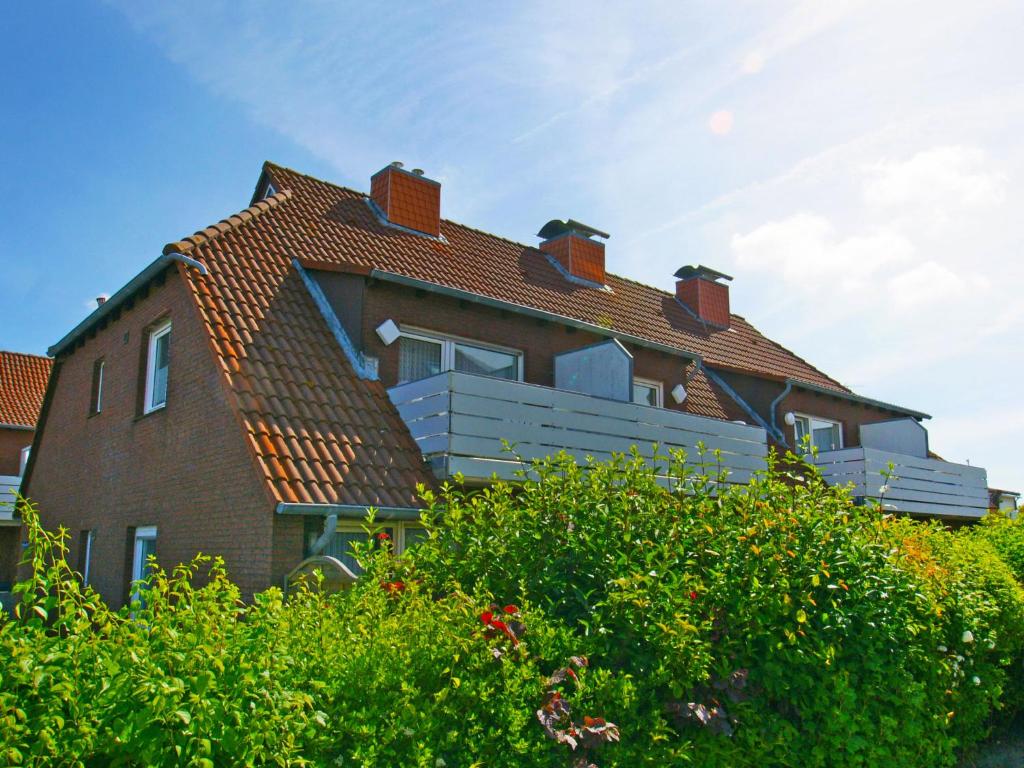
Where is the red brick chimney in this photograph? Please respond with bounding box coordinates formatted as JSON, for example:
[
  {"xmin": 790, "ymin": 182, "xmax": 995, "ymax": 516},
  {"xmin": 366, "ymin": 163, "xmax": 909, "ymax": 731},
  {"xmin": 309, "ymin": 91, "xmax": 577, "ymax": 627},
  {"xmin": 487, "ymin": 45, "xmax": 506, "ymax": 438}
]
[
  {"xmin": 370, "ymin": 162, "xmax": 441, "ymax": 237},
  {"xmin": 674, "ymin": 265, "xmax": 732, "ymax": 328},
  {"xmin": 537, "ymin": 219, "xmax": 610, "ymax": 285}
]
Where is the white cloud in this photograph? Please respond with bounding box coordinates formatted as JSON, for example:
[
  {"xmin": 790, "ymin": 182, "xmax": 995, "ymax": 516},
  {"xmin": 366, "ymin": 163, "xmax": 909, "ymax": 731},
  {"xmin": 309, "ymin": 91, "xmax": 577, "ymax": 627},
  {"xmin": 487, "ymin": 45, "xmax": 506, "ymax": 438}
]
[
  {"xmin": 863, "ymin": 146, "xmax": 1007, "ymax": 210},
  {"xmin": 884, "ymin": 260, "xmax": 985, "ymax": 314},
  {"xmin": 731, "ymin": 213, "xmax": 914, "ymax": 293}
]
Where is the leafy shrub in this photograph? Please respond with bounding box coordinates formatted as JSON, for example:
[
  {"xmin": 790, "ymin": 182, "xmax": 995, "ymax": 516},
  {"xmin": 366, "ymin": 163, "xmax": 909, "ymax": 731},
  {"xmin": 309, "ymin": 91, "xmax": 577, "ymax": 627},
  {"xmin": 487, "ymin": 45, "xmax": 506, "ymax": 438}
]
[
  {"xmin": 0, "ymin": 503, "xmax": 619, "ymax": 766},
  {"xmin": 412, "ymin": 449, "xmax": 1024, "ymax": 766},
  {"xmin": 971, "ymin": 512, "xmax": 1024, "ymax": 585},
  {"xmin": 2, "ymin": 451, "xmax": 1023, "ymax": 767}
]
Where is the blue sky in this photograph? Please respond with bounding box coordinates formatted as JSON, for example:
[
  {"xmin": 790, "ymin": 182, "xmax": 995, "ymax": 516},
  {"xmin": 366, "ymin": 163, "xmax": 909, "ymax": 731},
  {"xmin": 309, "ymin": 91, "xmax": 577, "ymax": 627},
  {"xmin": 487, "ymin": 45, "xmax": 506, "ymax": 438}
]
[{"xmin": 2, "ymin": 1, "xmax": 1022, "ymax": 491}]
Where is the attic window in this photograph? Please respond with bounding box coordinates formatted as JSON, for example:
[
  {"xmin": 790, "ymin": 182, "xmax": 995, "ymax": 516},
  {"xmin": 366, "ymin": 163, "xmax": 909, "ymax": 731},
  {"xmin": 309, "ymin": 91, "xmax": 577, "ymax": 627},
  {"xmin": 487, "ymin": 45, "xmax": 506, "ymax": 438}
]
[{"xmin": 259, "ymin": 178, "xmax": 278, "ymax": 200}]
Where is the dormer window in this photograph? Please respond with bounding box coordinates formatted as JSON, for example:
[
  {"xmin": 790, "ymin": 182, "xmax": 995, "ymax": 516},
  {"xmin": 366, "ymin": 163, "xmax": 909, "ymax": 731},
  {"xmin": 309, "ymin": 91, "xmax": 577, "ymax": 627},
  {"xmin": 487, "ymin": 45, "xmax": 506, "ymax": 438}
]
[{"xmin": 794, "ymin": 414, "xmax": 842, "ymax": 452}]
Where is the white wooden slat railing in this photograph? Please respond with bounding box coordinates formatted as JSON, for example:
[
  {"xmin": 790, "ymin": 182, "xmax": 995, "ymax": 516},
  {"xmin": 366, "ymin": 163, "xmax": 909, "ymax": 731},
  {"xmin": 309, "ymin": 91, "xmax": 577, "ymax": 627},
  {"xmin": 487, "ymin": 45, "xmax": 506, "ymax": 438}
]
[
  {"xmin": 387, "ymin": 372, "xmax": 769, "ymax": 484},
  {"xmin": 813, "ymin": 447, "xmax": 989, "ymax": 519},
  {"xmin": 0, "ymin": 475, "xmax": 21, "ymax": 524}
]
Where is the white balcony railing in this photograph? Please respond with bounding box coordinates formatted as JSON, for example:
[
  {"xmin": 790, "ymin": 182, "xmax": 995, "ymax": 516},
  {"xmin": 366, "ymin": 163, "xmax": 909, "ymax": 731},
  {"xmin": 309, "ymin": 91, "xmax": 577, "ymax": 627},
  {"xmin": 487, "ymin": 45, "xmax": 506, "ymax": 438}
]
[
  {"xmin": 387, "ymin": 371, "xmax": 769, "ymax": 484},
  {"xmin": 0, "ymin": 475, "xmax": 21, "ymax": 525},
  {"xmin": 812, "ymin": 447, "xmax": 989, "ymax": 519}
]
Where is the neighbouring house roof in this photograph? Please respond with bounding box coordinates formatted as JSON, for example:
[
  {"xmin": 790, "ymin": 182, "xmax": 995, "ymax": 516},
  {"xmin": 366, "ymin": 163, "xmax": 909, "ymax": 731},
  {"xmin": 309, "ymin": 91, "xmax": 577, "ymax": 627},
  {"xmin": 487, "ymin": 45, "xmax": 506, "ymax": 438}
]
[
  {"xmin": 0, "ymin": 351, "xmax": 52, "ymax": 429},
  {"xmin": 50, "ymin": 161, "xmax": 897, "ymax": 511}
]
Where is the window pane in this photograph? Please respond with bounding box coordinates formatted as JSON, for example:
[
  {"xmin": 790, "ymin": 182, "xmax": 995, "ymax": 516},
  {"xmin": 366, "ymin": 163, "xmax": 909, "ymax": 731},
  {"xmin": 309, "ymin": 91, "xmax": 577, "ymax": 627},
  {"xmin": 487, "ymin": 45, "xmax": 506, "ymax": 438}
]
[
  {"xmin": 151, "ymin": 332, "xmax": 169, "ymax": 407},
  {"xmin": 632, "ymin": 382, "xmax": 658, "ymax": 406},
  {"xmin": 399, "ymin": 337, "xmax": 442, "ymax": 383},
  {"xmin": 812, "ymin": 424, "xmax": 841, "ymax": 452},
  {"xmin": 794, "ymin": 417, "xmax": 809, "ymax": 443},
  {"xmin": 404, "ymin": 526, "xmax": 429, "ymax": 549},
  {"xmin": 323, "ymin": 528, "xmax": 394, "ymax": 575},
  {"xmin": 453, "ymin": 343, "xmax": 517, "ymax": 379}
]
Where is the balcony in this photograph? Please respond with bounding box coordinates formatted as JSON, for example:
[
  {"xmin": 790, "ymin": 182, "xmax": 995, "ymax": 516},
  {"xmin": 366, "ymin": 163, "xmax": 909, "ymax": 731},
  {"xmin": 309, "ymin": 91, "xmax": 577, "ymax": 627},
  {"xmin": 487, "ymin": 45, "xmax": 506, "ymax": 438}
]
[
  {"xmin": 387, "ymin": 371, "xmax": 769, "ymax": 484},
  {"xmin": 812, "ymin": 447, "xmax": 989, "ymax": 519},
  {"xmin": 0, "ymin": 475, "xmax": 20, "ymax": 526}
]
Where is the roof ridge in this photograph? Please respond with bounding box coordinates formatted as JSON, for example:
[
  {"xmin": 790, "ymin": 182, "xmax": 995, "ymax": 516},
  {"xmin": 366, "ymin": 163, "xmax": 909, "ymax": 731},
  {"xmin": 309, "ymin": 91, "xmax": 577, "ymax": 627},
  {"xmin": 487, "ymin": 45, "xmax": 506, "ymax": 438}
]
[
  {"xmin": 163, "ymin": 189, "xmax": 293, "ymax": 256},
  {"xmin": 265, "ymin": 161, "xmax": 542, "ymax": 254},
  {"xmin": 266, "ymin": 163, "xmax": 698, "ymax": 289}
]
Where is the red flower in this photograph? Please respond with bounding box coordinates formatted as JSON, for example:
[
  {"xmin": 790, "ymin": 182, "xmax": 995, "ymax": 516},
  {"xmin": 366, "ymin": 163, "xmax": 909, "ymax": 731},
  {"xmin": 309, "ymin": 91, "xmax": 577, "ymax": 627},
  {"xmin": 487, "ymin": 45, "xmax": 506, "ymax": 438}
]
[
  {"xmin": 381, "ymin": 580, "xmax": 405, "ymax": 594},
  {"xmin": 503, "ymin": 604, "xmax": 519, "ymax": 615},
  {"xmin": 480, "ymin": 611, "xmax": 494, "ymax": 625},
  {"xmin": 689, "ymin": 591, "xmax": 698, "ymax": 600},
  {"xmin": 376, "ymin": 532, "xmax": 390, "ymax": 541}
]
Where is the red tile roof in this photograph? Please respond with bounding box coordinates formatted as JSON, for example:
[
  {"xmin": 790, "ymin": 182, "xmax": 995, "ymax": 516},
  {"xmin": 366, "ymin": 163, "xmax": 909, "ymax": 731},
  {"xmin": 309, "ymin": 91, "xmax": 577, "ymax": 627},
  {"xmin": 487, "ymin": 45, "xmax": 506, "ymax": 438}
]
[
  {"xmin": 0, "ymin": 351, "xmax": 52, "ymax": 428},
  {"xmin": 160, "ymin": 161, "xmax": 850, "ymax": 509},
  {"xmin": 166, "ymin": 192, "xmax": 436, "ymax": 508},
  {"xmin": 262, "ymin": 163, "xmax": 848, "ymax": 392}
]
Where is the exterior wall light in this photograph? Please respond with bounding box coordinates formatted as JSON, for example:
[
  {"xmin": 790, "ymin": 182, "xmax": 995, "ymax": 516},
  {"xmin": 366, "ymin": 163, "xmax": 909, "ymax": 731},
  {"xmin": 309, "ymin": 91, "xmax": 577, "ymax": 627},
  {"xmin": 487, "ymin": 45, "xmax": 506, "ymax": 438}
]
[
  {"xmin": 375, "ymin": 319, "xmax": 401, "ymax": 346},
  {"xmin": 671, "ymin": 383, "xmax": 687, "ymax": 404}
]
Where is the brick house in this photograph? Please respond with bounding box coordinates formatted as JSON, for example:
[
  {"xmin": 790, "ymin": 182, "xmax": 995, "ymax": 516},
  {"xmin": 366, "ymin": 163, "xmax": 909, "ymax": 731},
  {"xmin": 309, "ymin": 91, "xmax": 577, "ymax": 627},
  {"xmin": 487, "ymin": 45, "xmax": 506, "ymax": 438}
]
[
  {"xmin": 22, "ymin": 162, "xmax": 999, "ymax": 606},
  {"xmin": 1, "ymin": 350, "xmax": 51, "ymax": 593}
]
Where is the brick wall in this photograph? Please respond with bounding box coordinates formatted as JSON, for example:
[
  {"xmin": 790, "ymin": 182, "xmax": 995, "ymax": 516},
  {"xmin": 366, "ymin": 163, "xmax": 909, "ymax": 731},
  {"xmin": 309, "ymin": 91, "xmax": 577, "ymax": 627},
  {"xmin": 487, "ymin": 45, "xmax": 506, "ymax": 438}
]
[
  {"xmin": 0, "ymin": 427, "xmax": 32, "ymax": 476},
  {"xmin": 676, "ymin": 278, "xmax": 730, "ymax": 328},
  {"xmin": 23, "ymin": 268, "xmax": 275, "ymax": 606},
  {"xmin": 540, "ymin": 235, "xmax": 606, "ymax": 284},
  {"xmin": 370, "ymin": 166, "xmax": 441, "ymax": 237}
]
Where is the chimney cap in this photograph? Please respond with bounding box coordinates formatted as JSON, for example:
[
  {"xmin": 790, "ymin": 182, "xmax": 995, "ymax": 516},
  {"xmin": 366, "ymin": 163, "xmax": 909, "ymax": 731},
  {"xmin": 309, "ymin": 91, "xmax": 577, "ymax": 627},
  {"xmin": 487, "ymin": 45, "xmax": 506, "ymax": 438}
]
[
  {"xmin": 389, "ymin": 161, "xmax": 404, "ymax": 168},
  {"xmin": 674, "ymin": 264, "xmax": 733, "ymax": 283},
  {"xmin": 537, "ymin": 218, "xmax": 610, "ymax": 241}
]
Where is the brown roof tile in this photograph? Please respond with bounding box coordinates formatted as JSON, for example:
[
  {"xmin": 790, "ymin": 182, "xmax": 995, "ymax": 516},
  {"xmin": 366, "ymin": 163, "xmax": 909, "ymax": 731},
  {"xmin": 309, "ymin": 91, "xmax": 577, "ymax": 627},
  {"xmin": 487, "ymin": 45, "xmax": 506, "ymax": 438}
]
[
  {"xmin": 0, "ymin": 351, "xmax": 52, "ymax": 428},
  {"xmin": 262, "ymin": 163, "xmax": 848, "ymax": 392},
  {"xmin": 172, "ymin": 191, "xmax": 436, "ymax": 509}
]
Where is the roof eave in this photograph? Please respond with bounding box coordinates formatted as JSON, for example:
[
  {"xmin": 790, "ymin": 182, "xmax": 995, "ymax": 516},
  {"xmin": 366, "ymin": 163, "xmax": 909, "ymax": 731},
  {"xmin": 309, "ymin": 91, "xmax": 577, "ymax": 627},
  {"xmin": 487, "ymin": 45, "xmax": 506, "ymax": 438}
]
[
  {"xmin": 276, "ymin": 502, "xmax": 423, "ymax": 520},
  {"xmin": 47, "ymin": 253, "xmax": 207, "ymax": 358},
  {"xmin": 785, "ymin": 378, "xmax": 931, "ymax": 420}
]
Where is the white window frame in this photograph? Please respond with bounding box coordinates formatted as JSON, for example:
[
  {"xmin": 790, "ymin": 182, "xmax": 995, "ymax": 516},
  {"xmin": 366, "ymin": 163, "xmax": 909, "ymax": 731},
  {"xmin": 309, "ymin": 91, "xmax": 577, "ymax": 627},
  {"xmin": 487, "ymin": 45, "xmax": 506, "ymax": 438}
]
[
  {"xmin": 19, "ymin": 445, "xmax": 30, "ymax": 476},
  {"xmin": 793, "ymin": 413, "xmax": 844, "ymax": 452},
  {"xmin": 328, "ymin": 521, "xmax": 426, "ymax": 553},
  {"xmin": 82, "ymin": 529, "xmax": 95, "ymax": 585},
  {"xmin": 131, "ymin": 525, "xmax": 157, "ymax": 583},
  {"xmin": 398, "ymin": 327, "xmax": 524, "ymax": 383},
  {"xmin": 94, "ymin": 359, "xmax": 105, "ymax": 414},
  {"xmin": 143, "ymin": 321, "xmax": 172, "ymax": 414},
  {"xmin": 314, "ymin": 520, "xmax": 428, "ymax": 573},
  {"xmin": 632, "ymin": 377, "xmax": 663, "ymax": 408}
]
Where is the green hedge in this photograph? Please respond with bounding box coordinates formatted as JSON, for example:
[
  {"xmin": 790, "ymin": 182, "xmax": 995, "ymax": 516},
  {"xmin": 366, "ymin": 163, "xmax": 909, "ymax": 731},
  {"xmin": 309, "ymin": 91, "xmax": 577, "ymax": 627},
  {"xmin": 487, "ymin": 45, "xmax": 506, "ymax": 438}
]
[{"xmin": 2, "ymin": 451, "xmax": 1022, "ymax": 767}]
